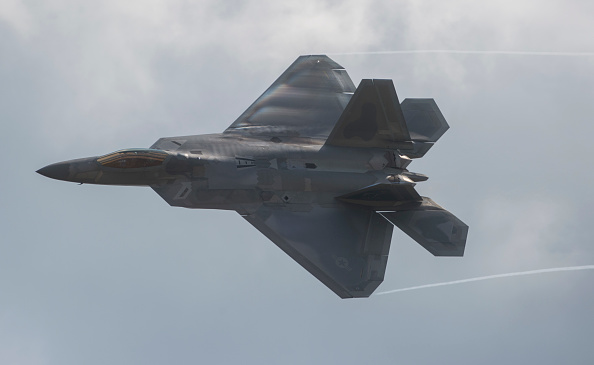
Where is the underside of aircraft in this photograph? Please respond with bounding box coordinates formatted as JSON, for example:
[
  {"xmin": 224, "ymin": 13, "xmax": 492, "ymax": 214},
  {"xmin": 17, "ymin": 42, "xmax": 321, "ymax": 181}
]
[{"xmin": 38, "ymin": 55, "xmax": 468, "ymax": 298}]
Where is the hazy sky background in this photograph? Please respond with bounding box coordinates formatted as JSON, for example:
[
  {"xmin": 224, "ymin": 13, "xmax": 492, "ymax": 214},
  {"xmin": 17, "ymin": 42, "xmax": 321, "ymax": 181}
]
[{"xmin": 2, "ymin": 1, "xmax": 594, "ymax": 364}]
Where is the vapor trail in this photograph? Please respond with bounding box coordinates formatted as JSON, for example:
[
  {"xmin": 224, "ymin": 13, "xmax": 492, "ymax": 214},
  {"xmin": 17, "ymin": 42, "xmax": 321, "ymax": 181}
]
[
  {"xmin": 375, "ymin": 265, "xmax": 594, "ymax": 296},
  {"xmin": 326, "ymin": 50, "xmax": 594, "ymax": 57}
]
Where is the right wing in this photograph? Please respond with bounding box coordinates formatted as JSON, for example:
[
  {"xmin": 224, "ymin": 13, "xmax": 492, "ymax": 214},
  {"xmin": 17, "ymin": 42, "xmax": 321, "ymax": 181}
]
[{"xmin": 242, "ymin": 203, "xmax": 394, "ymax": 298}]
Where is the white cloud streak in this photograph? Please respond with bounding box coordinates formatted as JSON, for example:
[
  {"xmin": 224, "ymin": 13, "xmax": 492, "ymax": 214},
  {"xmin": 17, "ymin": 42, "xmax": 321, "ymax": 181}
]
[
  {"xmin": 327, "ymin": 50, "xmax": 594, "ymax": 56},
  {"xmin": 375, "ymin": 265, "xmax": 594, "ymax": 296}
]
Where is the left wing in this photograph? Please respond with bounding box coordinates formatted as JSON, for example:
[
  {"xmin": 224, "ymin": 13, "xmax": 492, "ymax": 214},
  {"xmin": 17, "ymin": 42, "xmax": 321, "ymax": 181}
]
[
  {"xmin": 242, "ymin": 203, "xmax": 394, "ymax": 298},
  {"xmin": 224, "ymin": 55, "xmax": 356, "ymax": 139}
]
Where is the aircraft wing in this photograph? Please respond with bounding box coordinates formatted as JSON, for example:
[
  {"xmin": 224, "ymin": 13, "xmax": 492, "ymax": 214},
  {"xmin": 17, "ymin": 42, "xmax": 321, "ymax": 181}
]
[
  {"xmin": 242, "ymin": 203, "xmax": 394, "ymax": 298},
  {"xmin": 224, "ymin": 55, "xmax": 356, "ymax": 139}
]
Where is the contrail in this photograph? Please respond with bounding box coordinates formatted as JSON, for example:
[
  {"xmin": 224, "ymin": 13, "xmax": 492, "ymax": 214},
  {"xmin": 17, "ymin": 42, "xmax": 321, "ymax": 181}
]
[
  {"xmin": 375, "ymin": 265, "xmax": 594, "ymax": 296},
  {"xmin": 326, "ymin": 50, "xmax": 594, "ymax": 57}
]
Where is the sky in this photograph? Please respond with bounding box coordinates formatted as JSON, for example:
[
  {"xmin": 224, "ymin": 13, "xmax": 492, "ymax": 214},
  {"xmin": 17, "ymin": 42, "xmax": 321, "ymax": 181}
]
[{"xmin": 1, "ymin": 0, "xmax": 594, "ymax": 364}]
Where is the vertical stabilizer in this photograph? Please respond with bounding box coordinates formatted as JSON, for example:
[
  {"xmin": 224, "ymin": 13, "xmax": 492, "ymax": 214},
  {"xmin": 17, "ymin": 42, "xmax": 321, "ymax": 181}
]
[{"xmin": 325, "ymin": 79, "xmax": 413, "ymax": 150}]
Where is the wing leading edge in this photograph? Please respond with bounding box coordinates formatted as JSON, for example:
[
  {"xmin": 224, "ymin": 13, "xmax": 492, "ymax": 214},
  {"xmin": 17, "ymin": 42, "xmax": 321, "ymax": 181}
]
[{"xmin": 242, "ymin": 204, "xmax": 394, "ymax": 298}]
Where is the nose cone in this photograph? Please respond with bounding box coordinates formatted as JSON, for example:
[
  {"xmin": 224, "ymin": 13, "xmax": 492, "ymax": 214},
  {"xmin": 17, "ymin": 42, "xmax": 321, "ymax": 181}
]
[
  {"xmin": 37, "ymin": 162, "xmax": 71, "ymax": 181},
  {"xmin": 37, "ymin": 157, "xmax": 100, "ymax": 183}
]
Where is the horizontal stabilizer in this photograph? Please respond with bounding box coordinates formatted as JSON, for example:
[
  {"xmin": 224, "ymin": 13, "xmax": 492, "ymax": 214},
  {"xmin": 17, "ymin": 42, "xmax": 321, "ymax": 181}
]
[{"xmin": 380, "ymin": 198, "xmax": 468, "ymax": 256}]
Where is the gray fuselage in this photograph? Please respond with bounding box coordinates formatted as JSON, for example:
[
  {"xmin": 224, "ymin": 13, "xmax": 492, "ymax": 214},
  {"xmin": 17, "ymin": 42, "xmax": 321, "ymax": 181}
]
[{"xmin": 37, "ymin": 133, "xmax": 408, "ymax": 215}]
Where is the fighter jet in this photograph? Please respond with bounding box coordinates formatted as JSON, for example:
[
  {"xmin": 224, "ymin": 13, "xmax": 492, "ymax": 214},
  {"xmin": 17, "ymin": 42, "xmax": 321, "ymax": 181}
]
[{"xmin": 37, "ymin": 55, "xmax": 468, "ymax": 298}]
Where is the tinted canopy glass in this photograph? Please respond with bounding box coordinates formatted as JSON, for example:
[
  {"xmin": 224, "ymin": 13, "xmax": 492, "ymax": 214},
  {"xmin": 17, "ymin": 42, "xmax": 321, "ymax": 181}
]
[{"xmin": 97, "ymin": 149, "xmax": 168, "ymax": 169}]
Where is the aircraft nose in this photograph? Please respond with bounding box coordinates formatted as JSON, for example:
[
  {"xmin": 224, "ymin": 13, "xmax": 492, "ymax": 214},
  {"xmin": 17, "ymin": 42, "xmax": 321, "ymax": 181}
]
[{"xmin": 36, "ymin": 162, "xmax": 71, "ymax": 181}]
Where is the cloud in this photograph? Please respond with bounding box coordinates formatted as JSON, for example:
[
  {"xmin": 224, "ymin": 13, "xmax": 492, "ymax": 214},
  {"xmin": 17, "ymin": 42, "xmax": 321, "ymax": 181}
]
[
  {"xmin": 3, "ymin": 1, "xmax": 594, "ymax": 364},
  {"xmin": 475, "ymin": 195, "xmax": 576, "ymax": 270},
  {"xmin": 0, "ymin": 0, "xmax": 35, "ymax": 37},
  {"xmin": 0, "ymin": 314, "xmax": 47, "ymax": 365},
  {"xmin": 4, "ymin": 0, "xmax": 389, "ymax": 150},
  {"xmin": 400, "ymin": 1, "xmax": 594, "ymax": 51}
]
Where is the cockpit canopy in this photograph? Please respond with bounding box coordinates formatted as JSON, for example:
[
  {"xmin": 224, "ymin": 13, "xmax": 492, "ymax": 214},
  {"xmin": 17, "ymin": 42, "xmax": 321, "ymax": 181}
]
[{"xmin": 97, "ymin": 149, "xmax": 168, "ymax": 169}]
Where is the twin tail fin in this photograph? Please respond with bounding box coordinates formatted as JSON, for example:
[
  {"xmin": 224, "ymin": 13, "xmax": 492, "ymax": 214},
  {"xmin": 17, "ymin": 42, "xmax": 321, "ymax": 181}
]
[{"xmin": 325, "ymin": 79, "xmax": 449, "ymax": 158}]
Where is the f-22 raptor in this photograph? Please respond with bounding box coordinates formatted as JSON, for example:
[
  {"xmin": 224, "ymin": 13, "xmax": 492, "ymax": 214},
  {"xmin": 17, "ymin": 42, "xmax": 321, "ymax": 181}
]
[{"xmin": 38, "ymin": 55, "xmax": 468, "ymax": 298}]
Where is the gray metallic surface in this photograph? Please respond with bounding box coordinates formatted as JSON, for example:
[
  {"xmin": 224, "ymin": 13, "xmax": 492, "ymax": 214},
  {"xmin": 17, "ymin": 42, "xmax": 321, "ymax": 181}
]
[
  {"xmin": 326, "ymin": 79, "xmax": 412, "ymax": 150},
  {"xmin": 244, "ymin": 204, "xmax": 393, "ymax": 298},
  {"xmin": 37, "ymin": 55, "xmax": 468, "ymax": 298},
  {"xmin": 224, "ymin": 55, "xmax": 355, "ymax": 139},
  {"xmin": 380, "ymin": 198, "xmax": 468, "ymax": 257},
  {"xmin": 401, "ymin": 98, "xmax": 449, "ymax": 142}
]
